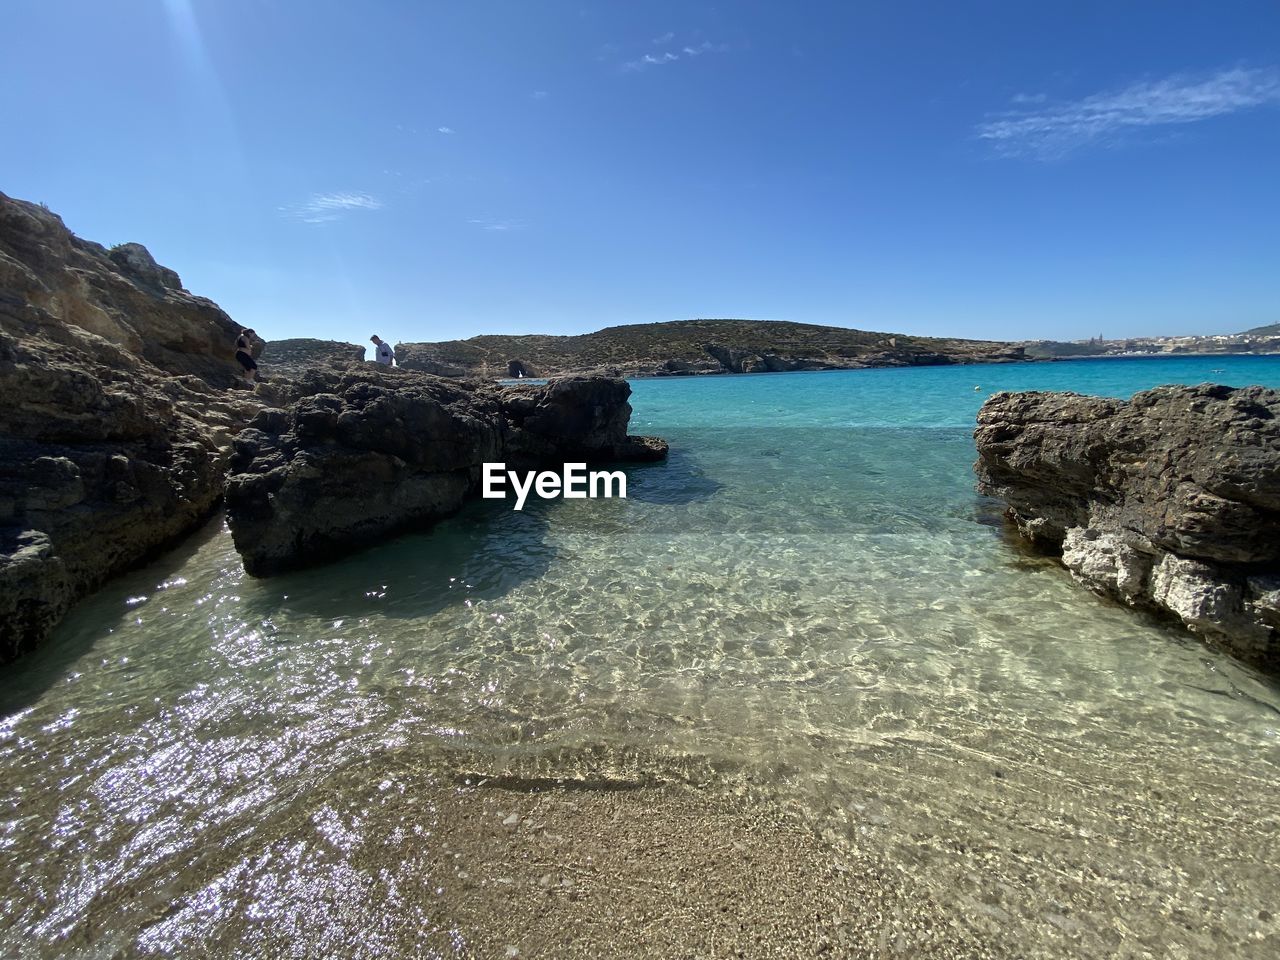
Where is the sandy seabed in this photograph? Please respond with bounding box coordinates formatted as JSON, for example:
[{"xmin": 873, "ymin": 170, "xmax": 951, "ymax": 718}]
[{"xmin": 105, "ymin": 775, "xmax": 993, "ymax": 960}]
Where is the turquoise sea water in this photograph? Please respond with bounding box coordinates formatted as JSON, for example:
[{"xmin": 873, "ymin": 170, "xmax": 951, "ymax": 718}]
[{"xmin": 3, "ymin": 355, "xmax": 1280, "ymax": 957}]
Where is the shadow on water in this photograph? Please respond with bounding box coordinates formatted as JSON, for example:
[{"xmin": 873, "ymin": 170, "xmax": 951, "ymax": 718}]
[
  {"xmin": 0, "ymin": 513, "xmax": 232, "ymax": 716},
  {"xmin": 1, "ymin": 454, "xmax": 702, "ymax": 714},
  {"xmin": 969, "ymin": 492, "xmax": 1280, "ymax": 701},
  {"xmin": 967, "ymin": 497, "xmax": 1063, "ymax": 567},
  {"xmin": 608, "ymin": 447, "xmax": 722, "ymax": 506},
  {"xmin": 0, "ymin": 496, "xmax": 567, "ymax": 714},
  {"xmin": 243, "ymin": 496, "xmax": 560, "ymax": 625},
  {"xmin": 242, "ymin": 457, "xmax": 696, "ymax": 625}
]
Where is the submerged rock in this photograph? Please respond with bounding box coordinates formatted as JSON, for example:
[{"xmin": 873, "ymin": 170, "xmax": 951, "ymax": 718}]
[
  {"xmin": 975, "ymin": 384, "xmax": 1280, "ymax": 670},
  {"xmin": 224, "ymin": 369, "xmax": 667, "ymax": 576}
]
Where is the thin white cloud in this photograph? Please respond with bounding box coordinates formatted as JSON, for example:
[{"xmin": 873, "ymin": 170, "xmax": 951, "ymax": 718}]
[
  {"xmin": 652, "ymin": 31, "xmax": 674, "ymax": 45},
  {"xmin": 280, "ymin": 192, "xmax": 383, "ymax": 225},
  {"xmin": 639, "ymin": 52, "xmax": 678, "ymax": 68},
  {"xmin": 467, "ymin": 217, "xmax": 526, "ymax": 232},
  {"xmin": 531, "ymin": 89, "xmax": 549, "ymax": 100},
  {"xmin": 437, "ymin": 126, "xmax": 455, "ymax": 134},
  {"xmin": 682, "ymin": 41, "xmax": 724, "ymax": 56},
  {"xmin": 621, "ymin": 39, "xmax": 728, "ymax": 72},
  {"xmin": 978, "ymin": 66, "xmax": 1280, "ymax": 159}
]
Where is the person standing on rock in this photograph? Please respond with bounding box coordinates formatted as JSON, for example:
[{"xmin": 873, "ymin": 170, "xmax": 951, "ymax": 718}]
[
  {"xmin": 371, "ymin": 335, "xmax": 395, "ymax": 366},
  {"xmin": 235, "ymin": 328, "xmax": 258, "ymax": 384}
]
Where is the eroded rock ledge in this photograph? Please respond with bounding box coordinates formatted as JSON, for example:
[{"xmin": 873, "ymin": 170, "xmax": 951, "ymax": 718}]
[
  {"xmin": 225, "ymin": 369, "xmax": 667, "ymax": 576},
  {"xmin": 975, "ymin": 385, "xmax": 1280, "ymax": 670}
]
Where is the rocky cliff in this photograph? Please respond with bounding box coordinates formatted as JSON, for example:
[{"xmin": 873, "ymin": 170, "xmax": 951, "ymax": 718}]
[
  {"xmin": 975, "ymin": 385, "xmax": 1280, "ymax": 670},
  {"xmin": 396, "ymin": 319, "xmax": 1029, "ymax": 379},
  {"xmin": 0, "ymin": 195, "xmax": 258, "ymax": 387},
  {"xmin": 0, "ymin": 191, "xmax": 271, "ymax": 663},
  {"xmin": 225, "ymin": 369, "xmax": 666, "ymax": 576}
]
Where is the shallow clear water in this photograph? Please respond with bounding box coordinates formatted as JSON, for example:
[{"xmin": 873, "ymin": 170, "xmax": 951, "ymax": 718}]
[{"xmin": 3, "ymin": 355, "xmax": 1280, "ymax": 957}]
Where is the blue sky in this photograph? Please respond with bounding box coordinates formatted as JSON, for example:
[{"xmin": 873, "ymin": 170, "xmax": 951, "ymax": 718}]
[{"xmin": 3, "ymin": 1, "xmax": 1278, "ymax": 349}]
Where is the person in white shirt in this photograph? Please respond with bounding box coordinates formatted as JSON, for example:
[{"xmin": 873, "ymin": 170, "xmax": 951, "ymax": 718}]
[{"xmin": 370, "ymin": 335, "xmax": 395, "ymax": 366}]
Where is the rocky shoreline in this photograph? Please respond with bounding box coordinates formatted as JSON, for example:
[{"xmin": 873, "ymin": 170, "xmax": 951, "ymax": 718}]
[
  {"xmin": 1, "ymin": 192, "xmax": 260, "ymax": 663},
  {"xmin": 0, "ymin": 192, "xmax": 665, "ymax": 664},
  {"xmin": 265, "ymin": 333, "xmax": 1035, "ymax": 382},
  {"xmin": 975, "ymin": 385, "xmax": 1280, "ymax": 671},
  {"xmin": 7, "ymin": 186, "xmax": 1280, "ymax": 678}
]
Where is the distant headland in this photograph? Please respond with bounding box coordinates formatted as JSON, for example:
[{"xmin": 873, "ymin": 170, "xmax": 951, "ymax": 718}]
[
  {"xmin": 266, "ymin": 320, "xmax": 1031, "ymax": 380},
  {"xmin": 1024, "ymin": 325, "xmax": 1280, "ymax": 359},
  {"xmin": 272, "ymin": 321, "xmax": 1280, "ymax": 382}
]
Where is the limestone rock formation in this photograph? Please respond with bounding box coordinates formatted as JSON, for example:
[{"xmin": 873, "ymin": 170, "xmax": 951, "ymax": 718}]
[
  {"xmin": 0, "ymin": 191, "xmax": 269, "ymax": 663},
  {"xmin": 259, "ymin": 338, "xmax": 365, "ymax": 374},
  {"xmin": 975, "ymin": 384, "xmax": 1280, "ymax": 669},
  {"xmin": 661, "ymin": 357, "xmax": 722, "ymax": 375},
  {"xmin": 0, "ymin": 358, "xmax": 226, "ymax": 663},
  {"xmin": 0, "ymin": 191, "xmax": 675, "ymax": 664},
  {"xmin": 394, "ymin": 349, "xmax": 468, "ymax": 377},
  {"xmin": 0, "ymin": 193, "xmax": 256, "ymax": 387},
  {"xmin": 1, "ymin": 191, "xmax": 673, "ymax": 663},
  {"xmin": 225, "ymin": 369, "xmax": 667, "ymax": 576}
]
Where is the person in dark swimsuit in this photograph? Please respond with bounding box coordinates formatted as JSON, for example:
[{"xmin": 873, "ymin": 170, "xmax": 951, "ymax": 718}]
[{"xmin": 235, "ymin": 328, "xmax": 258, "ymax": 383}]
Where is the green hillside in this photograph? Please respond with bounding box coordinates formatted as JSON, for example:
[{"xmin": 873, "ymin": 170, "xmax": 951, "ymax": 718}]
[{"xmin": 397, "ymin": 318, "xmax": 1025, "ymax": 377}]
